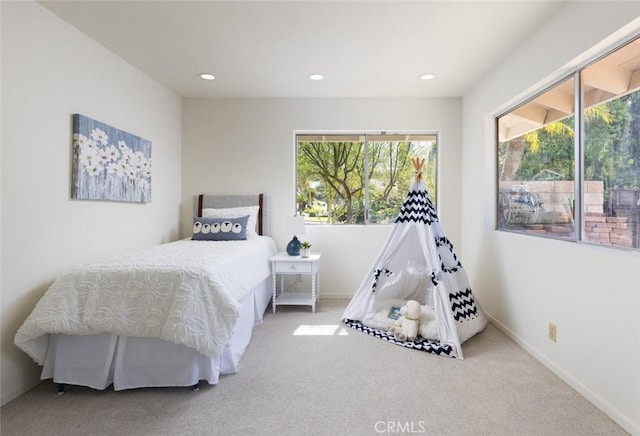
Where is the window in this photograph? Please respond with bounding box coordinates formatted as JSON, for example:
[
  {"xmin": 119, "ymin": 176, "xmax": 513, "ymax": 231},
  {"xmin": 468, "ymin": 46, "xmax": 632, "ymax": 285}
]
[
  {"xmin": 296, "ymin": 133, "xmax": 437, "ymax": 224},
  {"xmin": 497, "ymin": 36, "xmax": 640, "ymax": 250},
  {"xmin": 498, "ymin": 77, "xmax": 576, "ymax": 241}
]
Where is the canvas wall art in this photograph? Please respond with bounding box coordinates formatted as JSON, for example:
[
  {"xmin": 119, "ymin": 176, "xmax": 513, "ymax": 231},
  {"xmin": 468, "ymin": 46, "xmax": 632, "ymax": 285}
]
[{"xmin": 72, "ymin": 114, "xmax": 151, "ymax": 203}]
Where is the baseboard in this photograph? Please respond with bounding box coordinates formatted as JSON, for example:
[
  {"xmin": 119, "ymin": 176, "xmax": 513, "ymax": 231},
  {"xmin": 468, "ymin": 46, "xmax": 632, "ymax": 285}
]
[
  {"xmin": 487, "ymin": 313, "xmax": 639, "ymax": 435},
  {"xmin": 1, "ymin": 377, "xmax": 42, "ymax": 407},
  {"xmin": 318, "ymin": 293, "xmax": 352, "ymax": 300}
]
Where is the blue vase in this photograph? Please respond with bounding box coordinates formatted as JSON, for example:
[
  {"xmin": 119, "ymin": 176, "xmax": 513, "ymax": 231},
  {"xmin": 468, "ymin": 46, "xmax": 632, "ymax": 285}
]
[{"xmin": 286, "ymin": 236, "xmax": 301, "ymax": 256}]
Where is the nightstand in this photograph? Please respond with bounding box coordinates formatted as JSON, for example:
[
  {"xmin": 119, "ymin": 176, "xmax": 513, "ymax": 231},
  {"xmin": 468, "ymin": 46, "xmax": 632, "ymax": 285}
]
[{"xmin": 271, "ymin": 252, "xmax": 321, "ymax": 313}]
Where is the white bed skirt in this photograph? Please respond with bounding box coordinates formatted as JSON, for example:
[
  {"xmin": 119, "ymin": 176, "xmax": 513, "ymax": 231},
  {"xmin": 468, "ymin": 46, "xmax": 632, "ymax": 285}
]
[{"xmin": 41, "ymin": 276, "xmax": 272, "ymax": 391}]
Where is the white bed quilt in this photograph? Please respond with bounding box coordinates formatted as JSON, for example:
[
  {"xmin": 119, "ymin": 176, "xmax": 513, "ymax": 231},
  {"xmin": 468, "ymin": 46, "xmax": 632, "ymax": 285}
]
[{"xmin": 15, "ymin": 236, "xmax": 277, "ymax": 365}]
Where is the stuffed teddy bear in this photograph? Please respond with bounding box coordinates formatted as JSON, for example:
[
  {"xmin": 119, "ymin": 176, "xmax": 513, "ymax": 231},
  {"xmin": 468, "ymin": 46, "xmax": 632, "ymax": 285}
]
[{"xmin": 388, "ymin": 300, "xmax": 421, "ymax": 341}]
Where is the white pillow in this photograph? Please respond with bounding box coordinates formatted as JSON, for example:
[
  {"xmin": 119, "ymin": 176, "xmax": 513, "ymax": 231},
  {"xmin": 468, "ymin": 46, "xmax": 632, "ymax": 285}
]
[
  {"xmin": 419, "ymin": 305, "xmax": 439, "ymax": 340},
  {"xmin": 202, "ymin": 206, "xmax": 260, "ymax": 236},
  {"xmin": 362, "ymin": 298, "xmax": 409, "ymax": 331},
  {"xmin": 362, "ymin": 308, "xmax": 397, "ymax": 331}
]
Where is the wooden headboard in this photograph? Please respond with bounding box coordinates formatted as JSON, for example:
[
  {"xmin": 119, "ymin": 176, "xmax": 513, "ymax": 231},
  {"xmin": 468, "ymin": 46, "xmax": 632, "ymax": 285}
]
[{"xmin": 194, "ymin": 193, "xmax": 267, "ymax": 236}]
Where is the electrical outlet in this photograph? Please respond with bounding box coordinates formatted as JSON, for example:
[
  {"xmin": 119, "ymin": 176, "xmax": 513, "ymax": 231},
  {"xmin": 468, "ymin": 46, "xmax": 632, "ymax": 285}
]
[{"xmin": 548, "ymin": 322, "xmax": 557, "ymax": 342}]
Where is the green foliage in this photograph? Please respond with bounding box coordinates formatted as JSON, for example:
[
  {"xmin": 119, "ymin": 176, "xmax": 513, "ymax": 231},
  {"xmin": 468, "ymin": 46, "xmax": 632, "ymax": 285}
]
[
  {"xmin": 510, "ymin": 90, "xmax": 640, "ymax": 197},
  {"xmin": 516, "ymin": 118, "xmax": 575, "ymax": 180},
  {"xmin": 297, "ymin": 141, "xmax": 365, "ymax": 223},
  {"xmin": 297, "ymin": 138, "xmax": 437, "ymax": 224}
]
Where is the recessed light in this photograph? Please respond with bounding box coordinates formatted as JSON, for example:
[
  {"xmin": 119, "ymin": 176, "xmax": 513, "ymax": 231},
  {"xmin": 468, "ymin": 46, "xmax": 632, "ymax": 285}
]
[
  {"xmin": 419, "ymin": 74, "xmax": 435, "ymax": 80},
  {"xmin": 199, "ymin": 73, "xmax": 216, "ymax": 81},
  {"xmin": 308, "ymin": 74, "xmax": 324, "ymax": 81}
]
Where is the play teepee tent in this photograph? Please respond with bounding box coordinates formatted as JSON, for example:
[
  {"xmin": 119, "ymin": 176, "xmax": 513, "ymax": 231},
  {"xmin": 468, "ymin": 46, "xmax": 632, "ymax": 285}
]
[{"xmin": 342, "ymin": 158, "xmax": 487, "ymax": 359}]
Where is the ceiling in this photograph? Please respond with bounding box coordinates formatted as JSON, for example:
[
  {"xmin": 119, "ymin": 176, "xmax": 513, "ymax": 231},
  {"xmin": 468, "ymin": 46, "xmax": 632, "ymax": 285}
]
[{"xmin": 39, "ymin": 0, "xmax": 566, "ymax": 99}]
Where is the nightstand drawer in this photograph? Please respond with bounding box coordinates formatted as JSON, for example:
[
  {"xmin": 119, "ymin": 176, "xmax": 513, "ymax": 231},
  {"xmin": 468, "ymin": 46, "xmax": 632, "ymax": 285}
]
[{"xmin": 275, "ymin": 261, "xmax": 312, "ymax": 273}]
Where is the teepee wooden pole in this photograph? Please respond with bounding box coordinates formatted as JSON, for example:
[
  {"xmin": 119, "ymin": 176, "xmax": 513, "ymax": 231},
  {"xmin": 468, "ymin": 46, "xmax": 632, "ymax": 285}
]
[{"xmin": 412, "ymin": 157, "xmax": 425, "ymax": 181}]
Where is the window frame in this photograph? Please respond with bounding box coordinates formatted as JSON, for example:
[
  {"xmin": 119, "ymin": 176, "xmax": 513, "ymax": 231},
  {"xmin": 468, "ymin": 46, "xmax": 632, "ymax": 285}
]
[
  {"xmin": 495, "ymin": 32, "xmax": 640, "ymax": 251},
  {"xmin": 295, "ymin": 131, "xmax": 439, "ymax": 225}
]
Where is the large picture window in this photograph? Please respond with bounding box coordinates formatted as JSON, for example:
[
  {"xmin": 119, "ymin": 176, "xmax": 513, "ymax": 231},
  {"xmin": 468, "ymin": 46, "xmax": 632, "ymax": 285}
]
[
  {"xmin": 296, "ymin": 133, "xmax": 437, "ymax": 224},
  {"xmin": 497, "ymin": 36, "xmax": 640, "ymax": 250}
]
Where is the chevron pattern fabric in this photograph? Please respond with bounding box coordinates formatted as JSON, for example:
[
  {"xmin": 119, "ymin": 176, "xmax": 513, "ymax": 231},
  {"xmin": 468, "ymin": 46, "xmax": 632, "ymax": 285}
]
[
  {"xmin": 435, "ymin": 236, "xmax": 462, "ymax": 273},
  {"xmin": 371, "ymin": 268, "xmax": 392, "ymax": 293},
  {"xmin": 449, "ymin": 288, "xmax": 479, "ymax": 322},
  {"xmin": 395, "ymin": 188, "xmax": 438, "ymax": 224},
  {"xmin": 343, "ymin": 319, "xmax": 455, "ymax": 357}
]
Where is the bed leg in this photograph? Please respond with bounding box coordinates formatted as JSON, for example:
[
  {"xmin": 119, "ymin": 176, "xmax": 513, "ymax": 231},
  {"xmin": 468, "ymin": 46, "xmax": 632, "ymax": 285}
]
[
  {"xmin": 56, "ymin": 383, "xmax": 65, "ymax": 395},
  {"xmin": 191, "ymin": 382, "xmax": 200, "ymax": 391}
]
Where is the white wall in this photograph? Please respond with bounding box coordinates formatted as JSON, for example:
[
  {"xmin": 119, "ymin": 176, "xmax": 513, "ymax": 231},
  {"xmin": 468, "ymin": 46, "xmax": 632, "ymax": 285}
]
[
  {"xmin": 461, "ymin": 2, "xmax": 640, "ymax": 434},
  {"xmin": 0, "ymin": 2, "xmax": 182, "ymax": 405},
  {"xmin": 182, "ymin": 98, "xmax": 461, "ymax": 298}
]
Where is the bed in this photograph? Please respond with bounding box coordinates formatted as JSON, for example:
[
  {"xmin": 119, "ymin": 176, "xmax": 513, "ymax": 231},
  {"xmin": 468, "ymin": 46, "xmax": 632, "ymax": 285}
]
[{"xmin": 14, "ymin": 193, "xmax": 277, "ymax": 392}]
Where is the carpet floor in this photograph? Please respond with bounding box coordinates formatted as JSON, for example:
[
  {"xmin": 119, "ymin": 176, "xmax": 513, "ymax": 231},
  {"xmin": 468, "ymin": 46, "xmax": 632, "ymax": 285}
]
[{"xmin": 0, "ymin": 299, "xmax": 627, "ymax": 436}]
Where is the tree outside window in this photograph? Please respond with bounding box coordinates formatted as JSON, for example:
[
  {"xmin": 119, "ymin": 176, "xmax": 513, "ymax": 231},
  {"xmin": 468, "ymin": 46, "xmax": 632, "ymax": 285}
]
[{"xmin": 296, "ymin": 133, "xmax": 437, "ymax": 224}]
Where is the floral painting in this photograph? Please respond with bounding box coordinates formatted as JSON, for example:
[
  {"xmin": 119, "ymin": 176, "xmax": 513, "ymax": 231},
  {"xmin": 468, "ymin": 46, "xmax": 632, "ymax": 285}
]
[{"xmin": 72, "ymin": 114, "xmax": 151, "ymax": 203}]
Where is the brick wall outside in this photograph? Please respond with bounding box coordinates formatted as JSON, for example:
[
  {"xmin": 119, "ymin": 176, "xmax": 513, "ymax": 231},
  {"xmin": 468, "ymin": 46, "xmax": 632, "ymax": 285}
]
[
  {"xmin": 584, "ymin": 213, "xmax": 634, "ymax": 248},
  {"xmin": 499, "ymin": 181, "xmax": 638, "ymax": 248}
]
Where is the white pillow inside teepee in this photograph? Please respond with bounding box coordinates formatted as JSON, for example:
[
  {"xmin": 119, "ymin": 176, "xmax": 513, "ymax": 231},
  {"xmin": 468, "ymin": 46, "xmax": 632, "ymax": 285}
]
[
  {"xmin": 361, "ymin": 298, "xmax": 408, "ymax": 331},
  {"xmin": 419, "ymin": 305, "xmax": 439, "ymax": 340}
]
